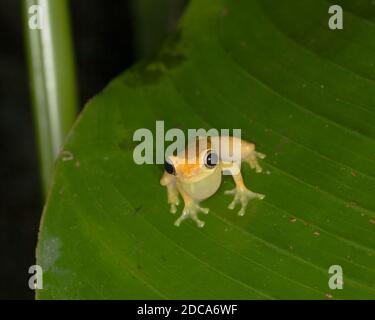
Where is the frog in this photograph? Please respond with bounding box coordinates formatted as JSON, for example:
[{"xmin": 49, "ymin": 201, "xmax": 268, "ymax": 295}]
[{"xmin": 160, "ymin": 136, "xmax": 266, "ymax": 227}]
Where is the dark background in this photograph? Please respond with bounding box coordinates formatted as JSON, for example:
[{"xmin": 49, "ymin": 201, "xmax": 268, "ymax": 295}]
[{"xmin": 0, "ymin": 0, "xmax": 185, "ymax": 299}]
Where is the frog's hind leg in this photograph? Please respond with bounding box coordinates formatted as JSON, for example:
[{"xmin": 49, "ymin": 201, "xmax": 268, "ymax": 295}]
[
  {"xmin": 241, "ymin": 140, "xmax": 266, "ymax": 173},
  {"xmin": 175, "ymin": 191, "xmax": 209, "ymax": 228}
]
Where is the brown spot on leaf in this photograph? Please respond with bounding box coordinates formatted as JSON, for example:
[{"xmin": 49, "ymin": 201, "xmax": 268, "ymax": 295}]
[
  {"xmin": 346, "ymin": 201, "xmax": 359, "ymax": 209},
  {"xmin": 61, "ymin": 150, "xmax": 74, "ymax": 162},
  {"xmin": 221, "ymin": 8, "xmax": 229, "ymax": 17},
  {"xmin": 134, "ymin": 206, "xmax": 143, "ymax": 215}
]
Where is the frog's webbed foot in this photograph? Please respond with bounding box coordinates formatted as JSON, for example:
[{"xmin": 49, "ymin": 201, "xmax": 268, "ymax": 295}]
[
  {"xmin": 246, "ymin": 151, "xmax": 266, "ymax": 173},
  {"xmin": 174, "ymin": 201, "xmax": 209, "ymax": 228},
  {"xmin": 225, "ymin": 187, "xmax": 265, "ymax": 216}
]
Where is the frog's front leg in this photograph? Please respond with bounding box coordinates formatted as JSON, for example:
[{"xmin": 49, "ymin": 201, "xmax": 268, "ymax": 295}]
[
  {"xmin": 160, "ymin": 172, "xmax": 180, "ymax": 214},
  {"xmin": 175, "ymin": 190, "xmax": 209, "ymax": 228},
  {"xmin": 224, "ymin": 163, "xmax": 265, "ymax": 216}
]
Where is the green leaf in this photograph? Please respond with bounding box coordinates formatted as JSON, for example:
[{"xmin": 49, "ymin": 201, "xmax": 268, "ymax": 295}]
[{"xmin": 37, "ymin": 0, "xmax": 375, "ymax": 299}]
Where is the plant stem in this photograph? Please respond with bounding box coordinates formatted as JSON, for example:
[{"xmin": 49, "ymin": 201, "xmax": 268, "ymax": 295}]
[{"xmin": 22, "ymin": 0, "xmax": 78, "ymax": 196}]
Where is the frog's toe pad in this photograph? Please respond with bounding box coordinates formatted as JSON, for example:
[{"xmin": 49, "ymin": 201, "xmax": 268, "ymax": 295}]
[
  {"xmin": 228, "ymin": 201, "xmax": 236, "ymax": 210},
  {"xmin": 255, "ymin": 151, "xmax": 266, "ymax": 159},
  {"xmin": 169, "ymin": 198, "xmax": 180, "ymax": 214},
  {"xmin": 225, "ymin": 189, "xmax": 236, "ymax": 196},
  {"xmin": 200, "ymin": 207, "xmax": 210, "ymax": 215},
  {"xmin": 170, "ymin": 205, "xmax": 177, "ymax": 214},
  {"xmin": 256, "ymin": 193, "xmax": 266, "ymax": 200}
]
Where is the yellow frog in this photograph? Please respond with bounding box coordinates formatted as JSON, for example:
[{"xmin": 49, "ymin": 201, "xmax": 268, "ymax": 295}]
[{"xmin": 160, "ymin": 136, "xmax": 265, "ymax": 227}]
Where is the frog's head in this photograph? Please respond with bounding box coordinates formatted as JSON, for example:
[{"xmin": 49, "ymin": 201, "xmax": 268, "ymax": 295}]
[{"xmin": 164, "ymin": 149, "xmax": 219, "ymax": 183}]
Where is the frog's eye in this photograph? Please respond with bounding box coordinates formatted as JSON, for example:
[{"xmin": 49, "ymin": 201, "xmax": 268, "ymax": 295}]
[
  {"xmin": 204, "ymin": 151, "xmax": 218, "ymax": 169},
  {"xmin": 164, "ymin": 159, "xmax": 176, "ymax": 175}
]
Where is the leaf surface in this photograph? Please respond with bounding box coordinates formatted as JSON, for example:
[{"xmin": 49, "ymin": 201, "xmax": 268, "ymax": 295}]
[{"xmin": 37, "ymin": 0, "xmax": 375, "ymax": 299}]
